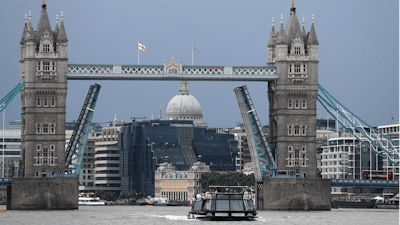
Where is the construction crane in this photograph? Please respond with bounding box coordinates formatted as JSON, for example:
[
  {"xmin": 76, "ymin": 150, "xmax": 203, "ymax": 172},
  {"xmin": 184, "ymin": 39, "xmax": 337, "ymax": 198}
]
[{"xmin": 61, "ymin": 84, "xmax": 101, "ymax": 177}]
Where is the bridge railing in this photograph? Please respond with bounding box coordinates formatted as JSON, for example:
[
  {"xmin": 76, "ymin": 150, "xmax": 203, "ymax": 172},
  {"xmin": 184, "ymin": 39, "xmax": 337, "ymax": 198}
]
[
  {"xmin": 331, "ymin": 179, "xmax": 399, "ymax": 188},
  {"xmin": 67, "ymin": 64, "xmax": 278, "ymax": 81}
]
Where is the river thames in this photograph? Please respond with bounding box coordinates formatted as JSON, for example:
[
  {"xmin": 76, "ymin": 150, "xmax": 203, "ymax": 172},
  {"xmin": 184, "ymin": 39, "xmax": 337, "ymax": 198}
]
[{"xmin": 0, "ymin": 205, "xmax": 398, "ymax": 225}]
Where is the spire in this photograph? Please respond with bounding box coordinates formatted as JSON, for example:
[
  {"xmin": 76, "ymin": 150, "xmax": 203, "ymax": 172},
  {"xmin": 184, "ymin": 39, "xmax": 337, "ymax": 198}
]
[
  {"xmin": 179, "ymin": 81, "xmax": 189, "ymax": 95},
  {"xmin": 159, "ymin": 105, "xmax": 162, "ymax": 119},
  {"xmin": 267, "ymin": 17, "xmax": 276, "ymax": 47},
  {"xmin": 26, "ymin": 12, "xmax": 35, "ymax": 42},
  {"xmin": 114, "ymin": 114, "xmax": 117, "ymax": 124},
  {"xmin": 20, "ymin": 14, "xmax": 28, "ymax": 44},
  {"xmin": 285, "ymin": 1, "xmax": 302, "ymax": 45},
  {"xmin": 276, "ymin": 14, "xmax": 287, "ymax": 45},
  {"xmin": 307, "ymin": 15, "xmax": 319, "ymax": 45},
  {"xmin": 36, "ymin": 1, "xmax": 53, "ymax": 44},
  {"xmin": 57, "ymin": 12, "xmax": 68, "ymax": 43}
]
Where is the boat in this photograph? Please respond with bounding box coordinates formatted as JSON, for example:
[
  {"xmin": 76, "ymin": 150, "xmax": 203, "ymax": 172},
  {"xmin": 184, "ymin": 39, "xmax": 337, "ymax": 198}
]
[
  {"xmin": 79, "ymin": 196, "xmax": 105, "ymax": 206},
  {"xmin": 188, "ymin": 186, "xmax": 257, "ymax": 221},
  {"xmin": 78, "ymin": 193, "xmax": 105, "ymax": 206}
]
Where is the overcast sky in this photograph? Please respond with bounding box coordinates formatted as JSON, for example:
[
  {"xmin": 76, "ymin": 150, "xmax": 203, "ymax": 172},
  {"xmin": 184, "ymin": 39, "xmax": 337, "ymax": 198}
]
[{"xmin": 0, "ymin": 0, "xmax": 398, "ymax": 129}]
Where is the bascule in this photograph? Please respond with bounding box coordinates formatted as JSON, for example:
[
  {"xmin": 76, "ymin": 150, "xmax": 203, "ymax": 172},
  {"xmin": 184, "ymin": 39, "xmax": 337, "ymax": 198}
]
[{"xmin": 2, "ymin": 1, "xmax": 398, "ymax": 210}]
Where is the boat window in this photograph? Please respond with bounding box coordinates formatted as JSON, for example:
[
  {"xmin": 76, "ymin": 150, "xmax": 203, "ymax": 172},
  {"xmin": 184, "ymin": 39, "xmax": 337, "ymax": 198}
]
[
  {"xmin": 205, "ymin": 200, "xmax": 215, "ymax": 211},
  {"xmin": 230, "ymin": 194, "xmax": 242, "ymax": 200},
  {"xmin": 216, "ymin": 194, "xmax": 229, "ymax": 200},
  {"xmin": 244, "ymin": 200, "xmax": 253, "ymax": 211},
  {"xmin": 216, "ymin": 200, "xmax": 229, "ymax": 211},
  {"xmin": 230, "ymin": 200, "xmax": 244, "ymax": 211},
  {"xmin": 193, "ymin": 200, "xmax": 203, "ymax": 212}
]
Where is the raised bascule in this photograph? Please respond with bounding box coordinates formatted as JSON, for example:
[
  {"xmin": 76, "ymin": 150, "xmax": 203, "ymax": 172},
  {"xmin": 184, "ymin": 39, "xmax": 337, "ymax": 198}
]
[{"xmin": 5, "ymin": 1, "xmax": 398, "ymax": 210}]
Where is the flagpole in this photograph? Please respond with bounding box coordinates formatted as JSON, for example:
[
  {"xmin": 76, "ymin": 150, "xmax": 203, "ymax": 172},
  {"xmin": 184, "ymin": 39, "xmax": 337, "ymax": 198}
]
[
  {"xmin": 138, "ymin": 42, "xmax": 139, "ymax": 65},
  {"xmin": 192, "ymin": 43, "xmax": 193, "ymax": 65}
]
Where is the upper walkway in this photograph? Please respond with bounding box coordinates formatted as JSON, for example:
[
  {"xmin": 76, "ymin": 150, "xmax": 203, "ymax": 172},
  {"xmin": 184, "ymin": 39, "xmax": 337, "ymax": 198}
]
[
  {"xmin": 331, "ymin": 179, "xmax": 399, "ymax": 189},
  {"xmin": 66, "ymin": 64, "xmax": 278, "ymax": 81}
]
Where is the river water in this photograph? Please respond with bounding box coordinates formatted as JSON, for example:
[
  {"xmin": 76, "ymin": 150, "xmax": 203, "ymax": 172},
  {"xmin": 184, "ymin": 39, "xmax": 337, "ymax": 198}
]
[{"xmin": 0, "ymin": 205, "xmax": 398, "ymax": 225}]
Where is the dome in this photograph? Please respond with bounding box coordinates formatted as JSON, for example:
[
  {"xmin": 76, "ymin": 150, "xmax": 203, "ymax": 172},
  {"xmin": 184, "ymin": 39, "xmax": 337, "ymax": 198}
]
[
  {"xmin": 164, "ymin": 81, "xmax": 207, "ymax": 127},
  {"xmin": 165, "ymin": 94, "xmax": 203, "ymax": 118}
]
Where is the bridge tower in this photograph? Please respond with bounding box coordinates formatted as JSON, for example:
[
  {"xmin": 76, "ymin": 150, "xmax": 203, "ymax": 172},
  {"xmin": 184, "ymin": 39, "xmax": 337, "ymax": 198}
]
[
  {"xmin": 267, "ymin": 3, "xmax": 319, "ymax": 178},
  {"xmin": 19, "ymin": 2, "xmax": 68, "ymax": 177}
]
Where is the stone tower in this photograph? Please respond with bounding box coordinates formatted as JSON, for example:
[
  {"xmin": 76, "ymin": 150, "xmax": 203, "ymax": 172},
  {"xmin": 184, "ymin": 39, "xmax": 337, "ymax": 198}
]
[
  {"xmin": 267, "ymin": 4, "xmax": 319, "ymax": 178},
  {"xmin": 19, "ymin": 3, "xmax": 68, "ymax": 177}
]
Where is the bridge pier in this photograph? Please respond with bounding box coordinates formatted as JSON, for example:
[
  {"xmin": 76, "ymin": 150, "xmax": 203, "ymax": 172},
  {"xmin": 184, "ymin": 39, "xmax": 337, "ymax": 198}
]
[
  {"xmin": 7, "ymin": 177, "xmax": 78, "ymax": 210},
  {"xmin": 258, "ymin": 178, "xmax": 331, "ymax": 210}
]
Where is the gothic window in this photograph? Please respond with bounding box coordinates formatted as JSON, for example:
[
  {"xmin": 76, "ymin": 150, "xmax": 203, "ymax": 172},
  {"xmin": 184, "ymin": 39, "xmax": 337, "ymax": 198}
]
[
  {"xmin": 36, "ymin": 124, "xmax": 42, "ymax": 134},
  {"xmin": 51, "ymin": 97, "xmax": 56, "ymax": 107},
  {"xmin": 289, "ymin": 64, "xmax": 292, "ymax": 73},
  {"xmin": 52, "ymin": 62, "xmax": 56, "ymax": 71},
  {"xmin": 288, "ymin": 146, "xmax": 293, "ymax": 152},
  {"xmin": 294, "ymin": 47, "xmax": 301, "ymax": 55},
  {"xmin": 37, "ymin": 145, "xmax": 41, "ymax": 151},
  {"xmin": 50, "ymin": 145, "xmax": 55, "ymax": 151},
  {"xmin": 294, "ymin": 64, "xmax": 301, "ymax": 73},
  {"xmin": 44, "ymin": 97, "xmax": 48, "ymax": 107},
  {"xmin": 302, "ymin": 146, "xmax": 306, "ymax": 152},
  {"xmin": 295, "ymin": 161, "xmax": 300, "ymax": 166},
  {"xmin": 288, "ymin": 100, "xmax": 292, "ymax": 109},
  {"xmin": 294, "ymin": 126, "xmax": 300, "ymax": 135},
  {"xmin": 302, "ymin": 126, "xmax": 306, "ymax": 135},
  {"xmin": 43, "ymin": 124, "xmax": 49, "ymax": 134},
  {"xmin": 295, "ymin": 149, "xmax": 300, "ymax": 158},
  {"xmin": 50, "ymin": 124, "xmax": 55, "ymax": 134},
  {"xmin": 37, "ymin": 61, "xmax": 41, "ymax": 71},
  {"xmin": 43, "ymin": 62, "xmax": 50, "ymax": 71},
  {"xmin": 295, "ymin": 100, "xmax": 300, "ymax": 109},
  {"xmin": 43, "ymin": 44, "xmax": 50, "ymax": 52},
  {"xmin": 288, "ymin": 125, "xmax": 292, "ymax": 135},
  {"xmin": 36, "ymin": 97, "xmax": 41, "ymax": 106},
  {"xmin": 302, "ymin": 100, "xmax": 307, "ymax": 109}
]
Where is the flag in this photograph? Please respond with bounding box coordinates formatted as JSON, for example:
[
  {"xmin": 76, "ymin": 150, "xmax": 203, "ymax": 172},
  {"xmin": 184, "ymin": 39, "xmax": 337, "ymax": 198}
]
[
  {"xmin": 192, "ymin": 44, "xmax": 199, "ymax": 52},
  {"xmin": 138, "ymin": 43, "xmax": 146, "ymax": 51}
]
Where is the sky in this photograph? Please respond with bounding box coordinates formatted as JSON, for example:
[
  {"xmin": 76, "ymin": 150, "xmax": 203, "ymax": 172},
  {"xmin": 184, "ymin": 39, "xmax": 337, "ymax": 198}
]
[{"xmin": 0, "ymin": 0, "xmax": 398, "ymax": 129}]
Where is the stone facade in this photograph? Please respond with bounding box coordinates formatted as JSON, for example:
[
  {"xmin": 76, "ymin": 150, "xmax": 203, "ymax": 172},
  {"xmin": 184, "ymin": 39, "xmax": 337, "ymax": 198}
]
[
  {"xmin": 267, "ymin": 5, "xmax": 319, "ymax": 178},
  {"xmin": 261, "ymin": 178, "xmax": 331, "ymax": 210},
  {"xmin": 7, "ymin": 177, "xmax": 78, "ymax": 210},
  {"xmin": 155, "ymin": 162, "xmax": 209, "ymax": 201},
  {"xmin": 19, "ymin": 4, "xmax": 68, "ymax": 177}
]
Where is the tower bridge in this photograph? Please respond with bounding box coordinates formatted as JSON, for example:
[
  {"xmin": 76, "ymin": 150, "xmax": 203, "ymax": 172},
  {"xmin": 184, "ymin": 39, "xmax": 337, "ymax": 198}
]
[{"xmin": 5, "ymin": 1, "xmax": 397, "ymax": 210}]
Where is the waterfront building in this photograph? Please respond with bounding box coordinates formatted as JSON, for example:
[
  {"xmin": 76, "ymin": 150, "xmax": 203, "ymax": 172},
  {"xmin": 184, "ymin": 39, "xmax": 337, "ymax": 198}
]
[
  {"xmin": 154, "ymin": 162, "xmax": 209, "ymax": 201},
  {"xmin": 66, "ymin": 120, "xmax": 103, "ymax": 132},
  {"xmin": 9, "ymin": 120, "xmax": 21, "ymax": 130},
  {"xmin": 0, "ymin": 129, "xmax": 21, "ymax": 178},
  {"xmin": 93, "ymin": 115, "xmax": 123, "ymax": 192}
]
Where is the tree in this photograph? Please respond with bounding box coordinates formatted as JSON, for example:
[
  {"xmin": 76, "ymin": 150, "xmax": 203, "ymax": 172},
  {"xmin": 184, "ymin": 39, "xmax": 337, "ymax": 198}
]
[{"xmin": 199, "ymin": 172, "xmax": 255, "ymax": 190}]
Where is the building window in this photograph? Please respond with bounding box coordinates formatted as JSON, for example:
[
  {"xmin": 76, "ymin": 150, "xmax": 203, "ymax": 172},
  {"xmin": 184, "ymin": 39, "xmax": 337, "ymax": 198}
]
[
  {"xmin": 37, "ymin": 61, "xmax": 41, "ymax": 71},
  {"xmin": 294, "ymin": 46, "xmax": 301, "ymax": 55},
  {"xmin": 43, "ymin": 124, "xmax": 49, "ymax": 134},
  {"xmin": 36, "ymin": 97, "xmax": 41, "ymax": 106},
  {"xmin": 44, "ymin": 97, "xmax": 48, "ymax": 107},
  {"xmin": 302, "ymin": 100, "xmax": 307, "ymax": 108},
  {"xmin": 51, "ymin": 97, "xmax": 56, "ymax": 107},
  {"xmin": 295, "ymin": 150, "xmax": 300, "ymax": 158},
  {"xmin": 50, "ymin": 124, "xmax": 55, "ymax": 134},
  {"xmin": 294, "ymin": 64, "xmax": 301, "ymax": 73},
  {"xmin": 288, "ymin": 125, "xmax": 292, "ymax": 135},
  {"xmin": 288, "ymin": 100, "xmax": 292, "ymax": 108},
  {"xmin": 52, "ymin": 62, "xmax": 56, "ymax": 71},
  {"xmin": 289, "ymin": 64, "xmax": 292, "ymax": 73},
  {"xmin": 36, "ymin": 124, "xmax": 42, "ymax": 134},
  {"xmin": 288, "ymin": 146, "xmax": 293, "ymax": 152},
  {"xmin": 43, "ymin": 44, "xmax": 50, "ymax": 52},
  {"xmin": 302, "ymin": 146, "xmax": 306, "ymax": 152},
  {"xmin": 295, "ymin": 100, "xmax": 300, "ymax": 109},
  {"xmin": 294, "ymin": 126, "xmax": 300, "ymax": 135},
  {"xmin": 50, "ymin": 145, "xmax": 55, "ymax": 151},
  {"xmin": 302, "ymin": 126, "xmax": 306, "ymax": 135},
  {"xmin": 37, "ymin": 145, "xmax": 41, "ymax": 151},
  {"xmin": 35, "ymin": 172, "xmax": 39, "ymax": 177},
  {"xmin": 43, "ymin": 62, "xmax": 50, "ymax": 71}
]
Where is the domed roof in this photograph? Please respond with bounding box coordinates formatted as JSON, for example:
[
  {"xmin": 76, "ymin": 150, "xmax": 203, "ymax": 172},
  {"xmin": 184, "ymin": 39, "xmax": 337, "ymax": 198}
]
[
  {"xmin": 164, "ymin": 81, "xmax": 207, "ymax": 127},
  {"xmin": 165, "ymin": 94, "xmax": 202, "ymax": 117}
]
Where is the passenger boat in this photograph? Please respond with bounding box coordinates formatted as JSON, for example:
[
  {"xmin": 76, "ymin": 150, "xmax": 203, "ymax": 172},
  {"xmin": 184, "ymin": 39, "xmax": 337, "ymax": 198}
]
[
  {"xmin": 188, "ymin": 186, "xmax": 257, "ymax": 221},
  {"xmin": 78, "ymin": 193, "xmax": 105, "ymax": 206}
]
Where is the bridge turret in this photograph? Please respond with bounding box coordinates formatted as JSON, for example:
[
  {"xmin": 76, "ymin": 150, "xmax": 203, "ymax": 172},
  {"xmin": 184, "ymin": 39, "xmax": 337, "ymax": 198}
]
[
  {"xmin": 268, "ymin": 3, "xmax": 319, "ymax": 179},
  {"xmin": 19, "ymin": 2, "xmax": 69, "ymax": 178}
]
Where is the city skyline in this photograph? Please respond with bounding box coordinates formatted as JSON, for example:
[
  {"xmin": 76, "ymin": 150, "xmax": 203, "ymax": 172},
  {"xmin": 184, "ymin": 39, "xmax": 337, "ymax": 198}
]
[{"xmin": 0, "ymin": 0, "xmax": 398, "ymax": 129}]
